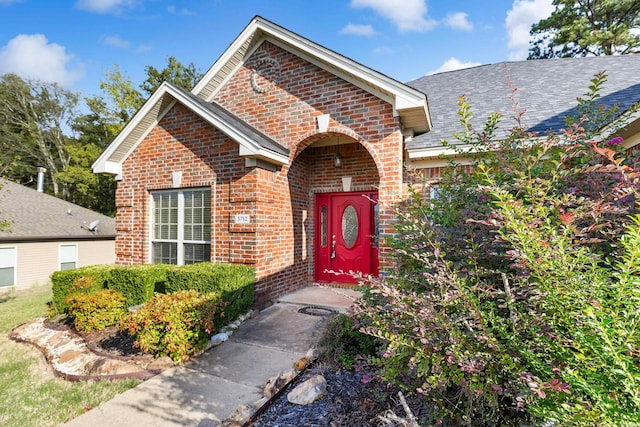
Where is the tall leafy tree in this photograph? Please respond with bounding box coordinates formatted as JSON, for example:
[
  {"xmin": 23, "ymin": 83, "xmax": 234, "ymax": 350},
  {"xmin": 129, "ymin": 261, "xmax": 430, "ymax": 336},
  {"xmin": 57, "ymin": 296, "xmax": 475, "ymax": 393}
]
[
  {"xmin": 99, "ymin": 65, "xmax": 145, "ymax": 127},
  {"xmin": 57, "ymin": 97, "xmax": 119, "ymax": 215},
  {"xmin": 82, "ymin": 56, "xmax": 203, "ymax": 214},
  {"xmin": 100, "ymin": 56, "xmax": 203, "ymax": 124},
  {"xmin": 0, "ymin": 74, "xmax": 78, "ymax": 197},
  {"xmin": 529, "ymin": 0, "xmax": 640, "ymax": 59},
  {"xmin": 140, "ymin": 56, "xmax": 203, "ymax": 96}
]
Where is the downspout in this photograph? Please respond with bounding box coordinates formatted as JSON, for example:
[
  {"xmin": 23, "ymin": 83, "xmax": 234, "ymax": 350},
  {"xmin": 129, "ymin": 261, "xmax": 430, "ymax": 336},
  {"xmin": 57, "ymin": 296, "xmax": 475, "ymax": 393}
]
[{"xmin": 212, "ymin": 181, "xmax": 216, "ymax": 263}]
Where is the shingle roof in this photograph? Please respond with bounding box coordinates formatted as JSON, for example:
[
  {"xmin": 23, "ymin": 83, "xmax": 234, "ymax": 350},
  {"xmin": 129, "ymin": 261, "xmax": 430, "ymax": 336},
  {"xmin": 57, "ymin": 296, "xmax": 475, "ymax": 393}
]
[
  {"xmin": 93, "ymin": 80, "xmax": 291, "ymax": 177},
  {"xmin": 168, "ymin": 82, "xmax": 289, "ymax": 156},
  {"xmin": 406, "ymin": 54, "xmax": 640, "ymax": 151},
  {"xmin": 0, "ymin": 178, "xmax": 116, "ymax": 242}
]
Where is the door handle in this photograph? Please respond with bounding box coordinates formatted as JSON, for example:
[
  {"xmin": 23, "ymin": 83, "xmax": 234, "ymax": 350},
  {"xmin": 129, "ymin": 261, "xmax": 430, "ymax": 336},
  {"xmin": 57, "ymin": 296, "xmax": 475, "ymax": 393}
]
[{"xmin": 331, "ymin": 235, "xmax": 336, "ymax": 259}]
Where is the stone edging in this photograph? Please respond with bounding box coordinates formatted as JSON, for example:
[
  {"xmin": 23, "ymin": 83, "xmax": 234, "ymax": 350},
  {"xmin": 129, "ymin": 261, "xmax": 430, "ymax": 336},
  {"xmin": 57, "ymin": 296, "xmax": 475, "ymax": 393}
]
[{"xmin": 9, "ymin": 318, "xmax": 171, "ymax": 381}]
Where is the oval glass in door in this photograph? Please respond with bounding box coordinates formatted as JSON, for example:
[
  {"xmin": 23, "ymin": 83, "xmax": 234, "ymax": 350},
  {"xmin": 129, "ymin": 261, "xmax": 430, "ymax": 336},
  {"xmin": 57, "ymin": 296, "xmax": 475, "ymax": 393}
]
[{"xmin": 341, "ymin": 205, "xmax": 358, "ymax": 248}]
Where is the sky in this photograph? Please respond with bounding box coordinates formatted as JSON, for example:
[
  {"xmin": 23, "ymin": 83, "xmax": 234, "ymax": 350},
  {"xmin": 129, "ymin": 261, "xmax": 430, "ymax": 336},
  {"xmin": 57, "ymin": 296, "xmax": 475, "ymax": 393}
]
[{"xmin": 0, "ymin": 0, "xmax": 555, "ymax": 99}]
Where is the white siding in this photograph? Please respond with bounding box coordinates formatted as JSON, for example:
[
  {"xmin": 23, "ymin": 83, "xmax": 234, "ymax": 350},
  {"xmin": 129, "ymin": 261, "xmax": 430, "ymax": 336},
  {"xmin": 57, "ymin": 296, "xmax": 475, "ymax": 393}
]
[{"xmin": 0, "ymin": 239, "xmax": 115, "ymax": 291}]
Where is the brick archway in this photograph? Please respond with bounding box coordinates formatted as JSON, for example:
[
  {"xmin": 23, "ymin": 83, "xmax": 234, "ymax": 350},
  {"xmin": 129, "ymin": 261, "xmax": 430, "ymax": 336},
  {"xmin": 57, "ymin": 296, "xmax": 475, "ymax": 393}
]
[{"xmin": 285, "ymin": 132, "xmax": 381, "ymax": 286}]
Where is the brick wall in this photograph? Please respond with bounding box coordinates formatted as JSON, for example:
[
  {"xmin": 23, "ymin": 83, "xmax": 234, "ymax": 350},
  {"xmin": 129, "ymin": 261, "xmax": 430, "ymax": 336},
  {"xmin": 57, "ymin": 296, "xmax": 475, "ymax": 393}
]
[
  {"xmin": 214, "ymin": 41, "xmax": 403, "ymax": 303},
  {"xmin": 117, "ymin": 40, "xmax": 404, "ymax": 305},
  {"xmin": 116, "ymin": 103, "xmax": 258, "ymax": 268}
]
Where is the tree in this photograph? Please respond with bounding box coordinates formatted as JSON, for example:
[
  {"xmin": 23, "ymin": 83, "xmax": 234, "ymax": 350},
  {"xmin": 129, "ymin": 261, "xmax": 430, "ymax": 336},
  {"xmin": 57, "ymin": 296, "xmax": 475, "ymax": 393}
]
[
  {"xmin": 99, "ymin": 57, "xmax": 203, "ymax": 127},
  {"xmin": 529, "ymin": 0, "xmax": 640, "ymax": 59},
  {"xmin": 55, "ymin": 97, "xmax": 119, "ymax": 215},
  {"xmin": 76, "ymin": 57, "xmax": 203, "ymax": 214},
  {"xmin": 99, "ymin": 65, "xmax": 145, "ymax": 127},
  {"xmin": 140, "ymin": 56, "xmax": 203, "ymax": 96},
  {"xmin": 0, "ymin": 74, "xmax": 78, "ymax": 197}
]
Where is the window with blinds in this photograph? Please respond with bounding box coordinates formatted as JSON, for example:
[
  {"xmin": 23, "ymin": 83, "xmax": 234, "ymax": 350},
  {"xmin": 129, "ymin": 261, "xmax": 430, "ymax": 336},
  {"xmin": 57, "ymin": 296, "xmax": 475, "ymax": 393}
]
[
  {"xmin": 0, "ymin": 247, "xmax": 16, "ymax": 287},
  {"xmin": 59, "ymin": 244, "xmax": 77, "ymax": 271},
  {"xmin": 151, "ymin": 188, "xmax": 211, "ymax": 265}
]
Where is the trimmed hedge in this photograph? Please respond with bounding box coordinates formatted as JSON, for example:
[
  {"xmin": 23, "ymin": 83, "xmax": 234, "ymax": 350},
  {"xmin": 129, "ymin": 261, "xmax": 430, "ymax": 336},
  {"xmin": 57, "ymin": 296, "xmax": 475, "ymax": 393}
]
[
  {"xmin": 51, "ymin": 263, "xmax": 255, "ymax": 323},
  {"xmin": 51, "ymin": 265, "xmax": 111, "ymax": 313},
  {"xmin": 164, "ymin": 263, "xmax": 255, "ymax": 328},
  {"xmin": 104, "ymin": 264, "xmax": 169, "ymax": 308}
]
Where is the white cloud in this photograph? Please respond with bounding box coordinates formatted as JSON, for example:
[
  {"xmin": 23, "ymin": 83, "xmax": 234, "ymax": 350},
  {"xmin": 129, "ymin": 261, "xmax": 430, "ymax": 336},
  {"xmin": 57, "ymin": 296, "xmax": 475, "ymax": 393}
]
[
  {"xmin": 443, "ymin": 12, "xmax": 473, "ymax": 31},
  {"xmin": 427, "ymin": 57, "xmax": 481, "ymax": 75},
  {"xmin": 372, "ymin": 45, "xmax": 394, "ymax": 56},
  {"xmin": 340, "ymin": 23, "xmax": 376, "ymax": 36},
  {"xmin": 136, "ymin": 43, "xmax": 152, "ymax": 53},
  {"xmin": 505, "ymin": 0, "xmax": 554, "ymax": 60},
  {"xmin": 0, "ymin": 34, "xmax": 84, "ymax": 86},
  {"xmin": 101, "ymin": 34, "xmax": 130, "ymax": 48},
  {"xmin": 75, "ymin": 0, "xmax": 135, "ymax": 14},
  {"xmin": 351, "ymin": 0, "xmax": 436, "ymax": 32},
  {"xmin": 167, "ymin": 5, "xmax": 196, "ymax": 16}
]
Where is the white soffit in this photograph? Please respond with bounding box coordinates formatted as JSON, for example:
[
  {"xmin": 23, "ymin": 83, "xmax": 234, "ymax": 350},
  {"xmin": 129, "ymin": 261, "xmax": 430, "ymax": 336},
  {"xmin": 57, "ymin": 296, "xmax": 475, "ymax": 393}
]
[
  {"xmin": 92, "ymin": 82, "xmax": 289, "ymax": 177},
  {"xmin": 192, "ymin": 16, "xmax": 431, "ymax": 134}
]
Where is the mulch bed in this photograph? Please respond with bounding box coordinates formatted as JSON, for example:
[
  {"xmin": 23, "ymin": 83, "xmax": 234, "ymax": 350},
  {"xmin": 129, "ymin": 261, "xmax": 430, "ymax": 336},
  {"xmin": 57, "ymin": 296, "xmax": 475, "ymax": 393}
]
[
  {"xmin": 44, "ymin": 316, "xmax": 144, "ymax": 359},
  {"xmin": 251, "ymin": 362, "xmax": 431, "ymax": 427},
  {"xmin": 44, "ymin": 316, "xmax": 431, "ymax": 425}
]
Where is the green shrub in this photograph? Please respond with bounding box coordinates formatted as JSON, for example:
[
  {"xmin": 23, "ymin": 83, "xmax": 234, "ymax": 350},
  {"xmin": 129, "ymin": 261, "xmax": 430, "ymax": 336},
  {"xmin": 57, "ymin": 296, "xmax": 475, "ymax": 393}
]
[
  {"xmin": 51, "ymin": 265, "xmax": 111, "ymax": 313},
  {"xmin": 164, "ymin": 263, "xmax": 254, "ymax": 327},
  {"xmin": 104, "ymin": 264, "xmax": 169, "ymax": 307},
  {"xmin": 66, "ymin": 289, "xmax": 127, "ymax": 332},
  {"xmin": 356, "ymin": 74, "xmax": 640, "ymax": 425},
  {"xmin": 119, "ymin": 290, "xmax": 224, "ymax": 362},
  {"xmin": 319, "ymin": 313, "xmax": 382, "ymax": 369}
]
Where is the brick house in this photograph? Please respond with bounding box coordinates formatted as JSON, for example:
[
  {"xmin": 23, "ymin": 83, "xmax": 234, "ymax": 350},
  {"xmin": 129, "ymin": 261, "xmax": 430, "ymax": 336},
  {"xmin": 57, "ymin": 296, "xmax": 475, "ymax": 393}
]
[{"xmin": 93, "ymin": 16, "xmax": 640, "ymax": 305}]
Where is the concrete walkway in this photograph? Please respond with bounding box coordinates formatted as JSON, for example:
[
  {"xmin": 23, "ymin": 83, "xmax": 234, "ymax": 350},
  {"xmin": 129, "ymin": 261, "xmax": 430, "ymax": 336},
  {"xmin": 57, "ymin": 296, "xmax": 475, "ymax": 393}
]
[{"xmin": 63, "ymin": 286, "xmax": 361, "ymax": 426}]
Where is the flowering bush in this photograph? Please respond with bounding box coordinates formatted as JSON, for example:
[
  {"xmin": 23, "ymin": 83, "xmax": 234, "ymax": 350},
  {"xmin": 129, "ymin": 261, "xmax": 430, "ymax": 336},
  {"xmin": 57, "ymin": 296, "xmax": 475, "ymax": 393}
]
[
  {"xmin": 356, "ymin": 73, "xmax": 640, "ymax": 425},
  {"xmin": 120, "ymin": 290, "xmax": 223, "ymax": 362}
]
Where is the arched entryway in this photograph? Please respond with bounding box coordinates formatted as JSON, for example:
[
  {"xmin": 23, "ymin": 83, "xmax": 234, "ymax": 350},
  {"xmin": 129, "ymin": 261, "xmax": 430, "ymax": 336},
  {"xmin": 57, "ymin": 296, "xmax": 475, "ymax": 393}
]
[{"xmin": 287, "ymin": 132, "xmax": 381, "ymax": 285}]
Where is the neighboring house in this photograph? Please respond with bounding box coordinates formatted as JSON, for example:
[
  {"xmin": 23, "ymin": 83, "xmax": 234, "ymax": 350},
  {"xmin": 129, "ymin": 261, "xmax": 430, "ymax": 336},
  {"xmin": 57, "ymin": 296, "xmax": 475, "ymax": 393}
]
[
  {"xmin": 92, "ymin": 16, "xmax": 640, "ymax": 305},
  {"xmin": 0, "ymin": 178, "xmax": 116, "ymax": 291}
]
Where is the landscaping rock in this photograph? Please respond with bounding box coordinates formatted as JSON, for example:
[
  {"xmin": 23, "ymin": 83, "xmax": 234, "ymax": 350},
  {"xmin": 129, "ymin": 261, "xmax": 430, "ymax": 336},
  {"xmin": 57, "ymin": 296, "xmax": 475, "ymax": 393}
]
[
  {"xmin": 9, "ymin": 317, "xmax": 168, "ymax": 380},
  {"xmin": 146, "ymin": 356, "xmax": 174, "ymax": 371},
  {"xmin": 210, "ymin": 332, "xmax": 229, "ymax": 346},
  {"xmin": 59, "ymin": 350, "xmax": 83, "ymax": 364},
  {"xmin": 263, "ymin": 369, "xmax": 297, "ymax": 398},
  {"xmin": 287, "ymin": 374, "xmax": 327, "ymax": 405}
]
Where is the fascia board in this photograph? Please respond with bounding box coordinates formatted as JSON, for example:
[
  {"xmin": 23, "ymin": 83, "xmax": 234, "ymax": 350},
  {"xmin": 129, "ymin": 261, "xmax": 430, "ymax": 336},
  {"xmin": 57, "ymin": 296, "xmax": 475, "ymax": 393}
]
[
  {"xmin": 257, "ymin": 20, "xmax": 426, "ymax": 106},
  {"xmin": 92, "ymin": 84, "xmax": 176, "ymax": 173},
  {"xmin": 167, "ymin": 86, "xmax": 290, "ymax": 165},
  {"xmin": 407, "ymin": 156, "xmax": 474, "ymax": 170},
  {"xmin": 93, "ymin": 81, "xmax": 289, "ymax": 176},
  {"xmin": 192, "ymin": 16, "xmax": 427, "ymax": 114},
  {"xmin": 93, "ymin": 160, "xmax": 122, "ymax": 176},
  {"xmin": 406, "ymin": 146, "xmax": 468, "ymax": 160},
  {"xmin": 192, "ymin": 20, "xmax": 261, "ymax": 96},
  {"xmin": 238, "ymin": 145, "xmax": 290, "ymax": 165}
]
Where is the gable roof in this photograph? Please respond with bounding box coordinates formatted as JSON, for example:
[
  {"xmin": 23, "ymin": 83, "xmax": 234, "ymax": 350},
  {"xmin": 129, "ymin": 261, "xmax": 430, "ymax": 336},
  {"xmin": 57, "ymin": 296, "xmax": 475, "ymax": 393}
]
[
  {"xmin": 0, "ymin": 179, "xmax": 115, "ymax": 242},
  {"xmin": 92, "ymin": 81, "xmax": 290, "ymax": 177},
  {"xmin": 406, "ymin": 54, "xmax": 640, "ymax": 160},
  {"xmin": 193, "ymin": 16, "xmax": 430, "ymax": 134}
]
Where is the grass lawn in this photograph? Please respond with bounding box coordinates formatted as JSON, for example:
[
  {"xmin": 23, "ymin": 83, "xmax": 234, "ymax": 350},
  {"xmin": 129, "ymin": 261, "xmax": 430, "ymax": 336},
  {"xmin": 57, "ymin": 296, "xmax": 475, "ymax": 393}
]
[{"xmin": 0, "ymin": 286, "xmax": 139, "ymax": 427}]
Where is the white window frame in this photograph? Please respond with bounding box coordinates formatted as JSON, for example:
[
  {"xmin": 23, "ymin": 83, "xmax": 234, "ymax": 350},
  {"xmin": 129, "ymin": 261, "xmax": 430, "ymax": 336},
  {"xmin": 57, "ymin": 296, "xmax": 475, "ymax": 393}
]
[
  {"xmin": 150, "ymin": 188, "xmax": 212, "ymax": 265},
  {"xmin": 59, "ymin": 244, "xmax": 78, "ymax": 271},
  {"xmin": 0, "ymin": 246, "xmax": 17, "ymax": 287}
]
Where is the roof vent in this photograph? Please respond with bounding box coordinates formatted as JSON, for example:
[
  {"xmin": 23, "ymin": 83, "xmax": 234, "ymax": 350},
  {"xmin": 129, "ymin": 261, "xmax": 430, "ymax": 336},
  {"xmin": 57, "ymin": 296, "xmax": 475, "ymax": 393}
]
[{"xmin": 36, "ymin": 167, "xmax": 46, "ymax": 193}]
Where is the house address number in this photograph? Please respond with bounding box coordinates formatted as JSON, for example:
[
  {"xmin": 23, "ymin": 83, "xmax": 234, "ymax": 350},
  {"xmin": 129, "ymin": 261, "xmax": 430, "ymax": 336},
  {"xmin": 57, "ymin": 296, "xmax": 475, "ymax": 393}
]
[{"xmin": 234, "ymin": 214, "xmax": 251, "ymax": 224}]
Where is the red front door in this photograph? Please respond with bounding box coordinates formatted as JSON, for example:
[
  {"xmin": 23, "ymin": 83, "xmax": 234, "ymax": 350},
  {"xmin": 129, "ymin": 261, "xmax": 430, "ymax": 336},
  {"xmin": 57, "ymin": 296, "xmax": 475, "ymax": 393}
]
[{"xmin": 315, "ymin": 192, "xmax": 378, "ymax": 284}]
